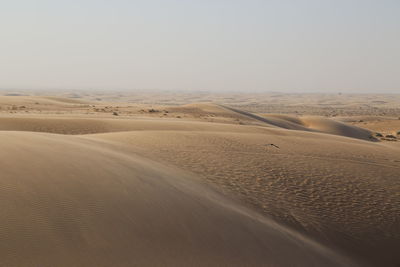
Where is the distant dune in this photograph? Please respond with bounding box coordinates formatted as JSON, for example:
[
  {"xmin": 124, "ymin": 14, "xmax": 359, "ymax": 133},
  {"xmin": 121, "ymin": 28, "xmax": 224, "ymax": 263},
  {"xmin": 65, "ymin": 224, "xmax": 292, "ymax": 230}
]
[{"xmin": 221, "ymin": 105, "xmax": 376, "ymax": 140}]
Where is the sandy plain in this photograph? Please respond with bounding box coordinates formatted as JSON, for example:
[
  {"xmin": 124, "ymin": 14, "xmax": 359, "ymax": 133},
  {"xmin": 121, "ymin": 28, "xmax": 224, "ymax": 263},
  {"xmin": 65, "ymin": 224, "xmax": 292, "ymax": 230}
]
[{"xmin": 0, "ymin": 91, "xmax": 399, "ymax": 266}]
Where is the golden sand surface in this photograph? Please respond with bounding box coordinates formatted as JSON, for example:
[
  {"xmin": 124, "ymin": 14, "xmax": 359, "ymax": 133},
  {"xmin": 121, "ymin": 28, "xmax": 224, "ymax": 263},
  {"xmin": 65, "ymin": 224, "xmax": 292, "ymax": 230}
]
[{"xmin": 0, "ymin": 92, "xmax": 399, "ymax": 266}]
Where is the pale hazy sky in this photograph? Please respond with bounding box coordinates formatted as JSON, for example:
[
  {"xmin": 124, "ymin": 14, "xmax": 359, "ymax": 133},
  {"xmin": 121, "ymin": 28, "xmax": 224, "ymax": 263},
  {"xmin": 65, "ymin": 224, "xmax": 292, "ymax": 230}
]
[{"xmin": 1, "ymin": 0, "xmax": 399, "ymax": 93}]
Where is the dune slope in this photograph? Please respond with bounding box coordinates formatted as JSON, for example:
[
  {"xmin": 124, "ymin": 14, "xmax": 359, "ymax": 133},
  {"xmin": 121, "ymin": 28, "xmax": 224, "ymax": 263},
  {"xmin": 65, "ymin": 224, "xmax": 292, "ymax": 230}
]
[
  {"xmin": 0, "ymin": 132, "xmax": 353, "ymax": 267},
  {"xmin": 216, "ymin": 105, "xmax": 376, "ymax": 140},
  {"xmin": 87, "ymin": 128, "xmax": 400, "ymax": 266}
]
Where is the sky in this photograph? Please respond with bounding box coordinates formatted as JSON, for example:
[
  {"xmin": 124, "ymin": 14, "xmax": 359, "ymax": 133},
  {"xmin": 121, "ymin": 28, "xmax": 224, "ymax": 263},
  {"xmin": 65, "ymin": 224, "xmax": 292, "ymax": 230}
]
[{"xmin": 1, "ymin": 0, "xmax": 399, "ymax": 93}]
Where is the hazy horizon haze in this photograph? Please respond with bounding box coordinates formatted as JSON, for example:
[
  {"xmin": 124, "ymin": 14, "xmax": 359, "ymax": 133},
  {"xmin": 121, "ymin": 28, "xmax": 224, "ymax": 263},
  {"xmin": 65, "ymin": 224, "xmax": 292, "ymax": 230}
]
[{"xmin": 1, "ymin": 0, "xmax": 399, "ymax": 93}]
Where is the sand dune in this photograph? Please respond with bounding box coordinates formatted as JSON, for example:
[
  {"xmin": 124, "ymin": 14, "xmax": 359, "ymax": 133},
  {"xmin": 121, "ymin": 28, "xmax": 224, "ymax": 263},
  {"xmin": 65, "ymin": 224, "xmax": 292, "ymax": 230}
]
[
  {"xmin": 217, "ymin": 105, "xmax": 376, "ymax": 140},
  {"xmin": 87, "ymin": 128, "xmax": 400, "ymax": 266},
  {"xmin": 0, "ymin": 116, "xmax": 270, "ymax": 135},
  {"xmin": 299, "ymin": 116, "xmax": 375, "ymax": 140},
  {"xmin": 0, "ymin": 132, "xmax": 354, "ymax": 266},
  {"xmin": 259, "ymin": 114, "xmax": 376, "ymax": 141}
]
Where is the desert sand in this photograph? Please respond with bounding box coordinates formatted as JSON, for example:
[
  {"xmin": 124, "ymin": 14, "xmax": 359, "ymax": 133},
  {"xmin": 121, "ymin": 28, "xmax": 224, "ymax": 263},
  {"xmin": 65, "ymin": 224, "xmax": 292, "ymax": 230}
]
[{"xmin": 0, "ymin": 92, "xmax": 399, "ymax": 266}]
